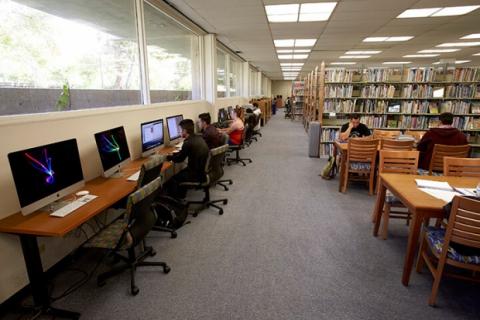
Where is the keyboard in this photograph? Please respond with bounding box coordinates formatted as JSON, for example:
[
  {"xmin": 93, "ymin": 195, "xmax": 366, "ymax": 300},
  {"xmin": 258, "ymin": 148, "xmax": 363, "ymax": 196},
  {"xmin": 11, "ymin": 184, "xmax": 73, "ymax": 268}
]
[
  {"xmin": 175, "ymin": 141, "xmax": 184, "ymax": 149},
  {"xmin": 50, "ymin": 194, "xmax": 98, "ymax": 217},
  {"xmin": 127, "ymin": 170, "xmax": 140, "ymax": 181}
]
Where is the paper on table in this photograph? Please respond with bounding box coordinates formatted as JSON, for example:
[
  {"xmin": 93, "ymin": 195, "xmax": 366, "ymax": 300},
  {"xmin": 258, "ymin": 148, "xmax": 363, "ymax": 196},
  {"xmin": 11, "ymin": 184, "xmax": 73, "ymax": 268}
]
[
  {"xmin": 454, "ymin": 187, "xmax": 476, "ymax": 197},
  {"xmin": 420, "ymin": 188, "xmax": 460, "ymax": 203},
  {"xmin": 415, "ymin": 179, "xmax": 453, "ymax": 191}
]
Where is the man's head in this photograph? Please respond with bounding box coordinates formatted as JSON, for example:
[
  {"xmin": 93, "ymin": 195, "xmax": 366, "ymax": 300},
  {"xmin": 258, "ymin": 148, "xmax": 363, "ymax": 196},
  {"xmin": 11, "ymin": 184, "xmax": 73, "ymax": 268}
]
[
  {"xmin": 439, "ymin": 112, "xmax": 454, "ymax": 125},
  {"xmin": 198, "ymin": 113, "xmax": 211, "ymax": 130},
  {"xmin": 349, "ymin": 114, "xmax": 361, "ymax": 128},
  {"xmin": 179, "ymin": 119, "xmax": 194, "ymax": 138}
]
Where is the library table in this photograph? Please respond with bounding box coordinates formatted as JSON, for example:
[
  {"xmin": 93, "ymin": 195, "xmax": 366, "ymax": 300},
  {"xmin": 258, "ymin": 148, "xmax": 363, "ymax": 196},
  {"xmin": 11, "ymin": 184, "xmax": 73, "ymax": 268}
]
[{"xmin": 372, "ymin": 173, "xmax": 479, "ymax": 286}]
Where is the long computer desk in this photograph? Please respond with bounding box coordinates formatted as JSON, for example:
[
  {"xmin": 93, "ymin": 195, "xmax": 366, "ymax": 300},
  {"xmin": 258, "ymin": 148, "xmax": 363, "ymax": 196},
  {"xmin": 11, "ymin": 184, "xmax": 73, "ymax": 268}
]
[{"xmin": 0, "ymin": 146, "xmax": 180, "ymax": 319}]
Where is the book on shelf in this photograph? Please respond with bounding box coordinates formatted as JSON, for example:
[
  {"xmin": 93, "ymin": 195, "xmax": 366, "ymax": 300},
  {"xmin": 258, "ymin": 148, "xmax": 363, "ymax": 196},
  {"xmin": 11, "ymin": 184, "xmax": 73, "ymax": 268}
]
[
  {"xmin": 387, "ymin": 120, "xmax": 398, "ymax": 128},
  {"xmin": 471, "ymin": 103, "xmax": 480, "ymax": 114},
  {"xmin": 428, "ymin": 103, "xmax": 439, "ymax": 114}
]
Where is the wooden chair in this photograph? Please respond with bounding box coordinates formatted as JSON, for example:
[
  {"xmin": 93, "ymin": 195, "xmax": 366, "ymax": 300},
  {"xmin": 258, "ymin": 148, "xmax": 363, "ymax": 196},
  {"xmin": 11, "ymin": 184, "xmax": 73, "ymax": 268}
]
[
  {"xmin": 377, "ymin": 150, "xmax": 419, "ymax": 239},
  {"xmin": 342, "ymin": 138, "xmax": 379, "ymax": 195},
  {"xmin": 380, "ymin": 139, "xmax": 414, "ymax": 151},
  {"xmin": 416, "ymin": 196, "xmax": 480, "ymax": 306},
  {"xmin": 428, "ymin": 144, "xmax": 471, "ymax": 175},
  {"xmin": 444, "ymin": 157, "xmax": 480, "ymax": 177},
  {"xmin": 405, "ymin": 130, "xmax": 426, "ymax": 142},
  {"xmin": 373, "ymin": 129, "xmax": 401, "ymax": 140}
]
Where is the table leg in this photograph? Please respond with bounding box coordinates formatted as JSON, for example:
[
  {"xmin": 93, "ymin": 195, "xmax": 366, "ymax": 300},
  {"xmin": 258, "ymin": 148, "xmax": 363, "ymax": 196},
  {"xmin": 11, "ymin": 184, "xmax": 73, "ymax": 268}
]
[
  {"xmin": 372, "ymin": 181, "xmax": 386, "ymax": 235},
  {"xmin": 19, "ymin": 235, "xmax": 80, "ymax": 319},
  {"xmin": 401, "ymin": 211, "xmax": 423, "ymax": 286},
  {"xmin": 337, "ymin": 148, "xmax": 347, "ymax": 193}
]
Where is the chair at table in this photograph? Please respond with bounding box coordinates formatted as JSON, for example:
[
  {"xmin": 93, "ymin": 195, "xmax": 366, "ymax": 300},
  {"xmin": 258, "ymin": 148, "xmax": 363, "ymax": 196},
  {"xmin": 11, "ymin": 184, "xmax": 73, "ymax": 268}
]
[
  {"xmin": 84, "ymin": 177, "xmax": 170, "ymax": 295},
  {"xmin": 181, "ymin": 144, "xmax": 229, "ymax": 216},
  {"xmin": 377, "ymin": 150, "xmax": 419, "ymax": 239},
  {"xmin": 427, "ymin": 144, "xmax": 471, "ymax": 175},
  {"xmin": 226, "ymin": 125, "xmax": 253, "ymax": 166},
  {"xmin": 342, "ymin": 138, "xmax": 379, "ymax": 195},
  {"xmin": 405, "ymin": 130, "xmax": 426, "ymax": 142},
  {"xmin": 380, "ymin": 139, "xmax": 414, "ymax": 150},
  {"xmin": 373, "ymin": 129, "xmax": 401, "ymax": 140},
  {"xmin": 216, "ymin": 134, "xmax": 233, "ymax": 191},
  {"xmin": 416, "ymin": 196, "xmax": 480, "ymax": 306},
  {"xmin": 443, "ymin": 157, "xmax": 480, "ymax": 177}
]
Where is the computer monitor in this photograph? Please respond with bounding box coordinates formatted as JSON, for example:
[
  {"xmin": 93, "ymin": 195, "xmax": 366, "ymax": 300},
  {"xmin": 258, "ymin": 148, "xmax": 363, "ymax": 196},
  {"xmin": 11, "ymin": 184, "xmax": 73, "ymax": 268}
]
[
  {"xmin": 218, "ymin": 108, "xmax": 228, "ymax": 123},
  {"xmin": 8, "ymin": 139, "xmax": 85, "ymax": 216},
  {"xmin": 166, "ymin": 114, "xmax": 184, "ymax": 144},
  {"xmin": 94, "ymin": 126, "xmax": 131, "ymax": 178},
  {"xmin": 227, "ymin": 106, "xmax": 233, "ymax": 119},
  {"xmin": 141, "ymin": 119, "xmax": 164, "ymax": 158}
]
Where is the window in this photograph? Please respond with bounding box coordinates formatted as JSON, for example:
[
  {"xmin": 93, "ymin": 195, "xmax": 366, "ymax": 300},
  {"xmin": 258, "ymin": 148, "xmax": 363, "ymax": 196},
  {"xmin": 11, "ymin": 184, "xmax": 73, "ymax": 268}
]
[
  {"xmin": 216, "ymin": 49, "xmax": 226, "ymax": 98},
  {"xmin": 0, "ymin": 0, "xmax": 141, "ymax": 115},
  {"xmin": 144, "ymin": 1, "xmax": 199, "ymax": 103},
  {"xmin": 249, "ymin": 69, "xmax": 257, "ymax": 97},
  {"xmin": 229, "ymin": 57, "xmax": 241, "ymax": 96}
]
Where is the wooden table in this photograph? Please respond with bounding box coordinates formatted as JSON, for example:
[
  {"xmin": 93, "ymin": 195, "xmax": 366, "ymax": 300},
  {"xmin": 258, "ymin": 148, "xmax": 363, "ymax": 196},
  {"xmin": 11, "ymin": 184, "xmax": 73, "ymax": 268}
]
[
  {"xmin": 0, "ymin": 147, "xmax": 178, "ymax": 318},
  {"xmin": 334, "ymin": 141, "xmax": 348, "ymax": 192},
  {"xmin": 372, "ymin": 173, "xmax": 479, "ymax": 286}
]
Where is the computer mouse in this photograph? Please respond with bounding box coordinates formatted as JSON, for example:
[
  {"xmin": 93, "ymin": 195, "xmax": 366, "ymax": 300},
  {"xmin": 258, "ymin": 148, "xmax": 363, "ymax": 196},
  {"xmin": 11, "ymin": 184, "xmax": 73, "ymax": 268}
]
[{"xmin": 76, "ymin": 190, "xmax": 90, "ymax": 197}]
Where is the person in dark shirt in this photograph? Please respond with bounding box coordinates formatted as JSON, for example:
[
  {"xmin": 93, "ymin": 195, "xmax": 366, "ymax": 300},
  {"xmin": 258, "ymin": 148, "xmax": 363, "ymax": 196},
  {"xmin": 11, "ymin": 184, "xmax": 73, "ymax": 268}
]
[
  {"xmin": 166, "ymin": 119, "xmax": 209, "ymax": 198},
  {"xmin": 198, "ymin": 112, "xmax": 223, "ymax": 149},
  {"xmin": 340, "ymin": 114, "xmax": 371, "ymax": 141},
  {"xmin": 417, "ymin": 112, "xmax": 469, "ymax": 170}
]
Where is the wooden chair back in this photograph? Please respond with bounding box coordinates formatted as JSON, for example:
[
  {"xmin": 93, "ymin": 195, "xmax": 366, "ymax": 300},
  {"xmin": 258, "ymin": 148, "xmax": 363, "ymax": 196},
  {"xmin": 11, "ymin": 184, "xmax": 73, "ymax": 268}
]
[
  {"xmin": 405, "ymin": 130, "xmax": 426, "ymax": 142},
  {"xmin": 443, "ymin": 157, "xmax": 480, "ymax": 177},
  {"xmin": 380, "ymin": 139, "xmax": 414, "ymax": 151},
  {"xmin": 445, "ymin": 196, "xmax": 480, "ymax": 249},
  {"xmin": 379, "ymin": 150, "xmax": 419, "ymax": 175},
  {"xmin": 373, "ymin": 130, "xmax": 401, "ymax": 140},
  {"xmin": 347, "ymin": 138, "xmax": 379, "ymax": 165},
  {"xmin": 429, "ymin": 144, "xmax": 470, "ymax": 175}
]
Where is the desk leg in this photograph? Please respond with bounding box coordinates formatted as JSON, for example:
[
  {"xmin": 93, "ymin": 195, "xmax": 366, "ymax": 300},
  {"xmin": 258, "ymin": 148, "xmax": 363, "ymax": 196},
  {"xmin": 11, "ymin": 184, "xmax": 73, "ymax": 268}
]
[
  {"xmin": 401, "ymin": 211, "xmax": 423, "ymax": 286},
  {"xmin": 337, "ymin": 149, "xmax": 346, "ymax": 193},
  {"xmin": 20, "ymin": 235, "xmax": 80, "ymax": 319},
  {"xmin": 372, "ymin": 181, "xmax": 386, "ymax": 235}
]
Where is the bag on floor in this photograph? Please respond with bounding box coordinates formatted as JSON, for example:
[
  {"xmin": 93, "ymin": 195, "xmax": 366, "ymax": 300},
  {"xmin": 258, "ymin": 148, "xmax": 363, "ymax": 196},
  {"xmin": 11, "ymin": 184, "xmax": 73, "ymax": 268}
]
[
  {"xmin": 152, "ymin": 196, "xmax": 188, "ymax": 229},
  {"xmin": 321, "ymin": 155, "xmax": 337, "ymax": 180}
]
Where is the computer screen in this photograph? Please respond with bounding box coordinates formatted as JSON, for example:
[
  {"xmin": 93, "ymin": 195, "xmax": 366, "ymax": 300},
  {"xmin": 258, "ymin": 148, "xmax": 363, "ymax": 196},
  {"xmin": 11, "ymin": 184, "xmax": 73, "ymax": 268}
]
[
  {"xmin": 94, "ymin": 126, "xmax": 131, "ymax": 177},
  {"xmin": 227, "ymin": 106, "xmax": 233, "ymax": 119},
  {"xmin": 141, "ymin": 119, "xmax": 164, "ymax": 156},
  {"xmin": 218, "ymin": 108, "xmax": 228, "ymax": 123},
  {"xmin": 8, "ymin": 139, "xmax": 85, "ymax": 215},
  {"xmin": 166, "ymin": 115, "xmax": 184, "ymax": 142}
]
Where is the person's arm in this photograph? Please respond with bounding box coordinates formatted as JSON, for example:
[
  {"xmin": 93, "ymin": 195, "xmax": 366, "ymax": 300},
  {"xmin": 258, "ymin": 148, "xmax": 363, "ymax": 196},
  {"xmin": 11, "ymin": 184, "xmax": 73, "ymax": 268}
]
[
  {"xmin": 339, "ymin": 123, "xmax": 352, "ymax": 141},
  {"xmin": 416, "ymin": 132, "xmax": 431, "ymax": 152},
  {"xmin": 361, "ymin": 124, "xmax": 371, "ymax": 137},
  {"xmin": 167, "ymin": 140, "xmax": 189, "ymax": 163}
]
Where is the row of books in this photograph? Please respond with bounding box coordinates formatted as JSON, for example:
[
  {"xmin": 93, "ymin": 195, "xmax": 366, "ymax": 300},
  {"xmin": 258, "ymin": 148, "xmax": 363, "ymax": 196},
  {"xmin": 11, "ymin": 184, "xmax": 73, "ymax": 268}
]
[
  {"xmin": 453, "ymin": 68, "xmax": 480, "ymax": 82},
  {"xmin": 320, "ymin": 143, "xmax": 335, "ymax": 157},
  {"xmin": 325, "ymin": 69, "xmax": 355, "ymax": 82},
  {"xmin": 406, "ymin": 68, "xmax": 437, "ymax": 82},
  {"xmin": 321, "ymin": 128, "xmax": 339, "ymax": 142},
  {"xmin": 360, "ymin": 85, "xmax": 396, "ymax": 98},
  {"xmin": 401, "ymin": 84, "xmax": 437, "ymax": 98},
  {"xmin": 325, "ymin": 85, "xmax": 354, "ymax": 98},
  {"xmin": 440, "ymin": 101, "xmax": 476, "ymax": 114},
  {"xmin": 444, "ymin": 84, "xmax": 479, "ymax": 98}
]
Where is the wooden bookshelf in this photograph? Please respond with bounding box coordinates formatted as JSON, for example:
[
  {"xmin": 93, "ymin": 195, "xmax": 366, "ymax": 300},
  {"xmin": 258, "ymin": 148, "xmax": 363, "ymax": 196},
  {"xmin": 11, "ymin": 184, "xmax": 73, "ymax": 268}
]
[{"xmin": 291, "ymin": 80, "xmax": 305, "ymax": 122}]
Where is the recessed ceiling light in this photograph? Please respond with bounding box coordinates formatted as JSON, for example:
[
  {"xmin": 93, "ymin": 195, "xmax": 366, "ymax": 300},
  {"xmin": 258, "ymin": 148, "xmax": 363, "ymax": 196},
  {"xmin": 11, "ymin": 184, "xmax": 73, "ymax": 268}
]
[
  {"xmin": 403, "ymin": 54, "xmax": 439, "ymax": 58},
  {"xmin": 455, "ymin": 60, "xmax": 471, "ymax": 64},
  {"xmin": 363, "ymin": 37, "xmax": 388, "ymax": 42},
  {"xmin": 345, "ymin": 50, "xmax": 381, "ymax": 54},
  {"xmin": 268, "ymin": 15, "xmax": 298, "ymax": 22},
  {"xmin": 397, "ymin": 8, "xmax": 442, "ymax": 18},
  {"xmin": 386, "ymin": 36, "xmax": 414, "ymax": 42},
  {"xmin": 299, "ymin": 2, "xmax": 337, "ymax": 21},
  {"xmin": 330, "ymin": 62, "xmax": 357, "ymax": 65},
  {"xmin": 293, "ymin": 54, "xmax": 309, "ymax": 59},
  {"xmin": 282, "ymin": 68, "xmax": 302, "ymax": 71},
  {"xmin": 363, "ymin": 36, "xmax": 413, "ymax": 42},
  {"xmin": 274, "ymin": 39, "xmax": 295, "ymax": 47},
  {"xmin": 461, "ymin": 33, "xmax": 480, "ymax": 39},
  {"xmin": 277, "ymin": 50, "xmax": 293, "ymax": 53},
  {"xmin": 432, "ymin": 61, "xmax": 442, "ymax": 65},
  {"xmin": 281, "ymin": 63, "xmax": 304, "ymax": 66},
  {"xmin": 437, "ymin": 42, "xmax": 480, "ymax": 47},
  {"xmin": 294, "ymin": 49, "xmax": 311, "ymax": 53},
  {"xmin": 383, "ymin": 61, "xmax": 411, "ymax": 64},
  {"xmin": 418, "ymin": 49, "xmax": 460, "ymax": 53},
  {"xmin": 295, "ymin": 39, "xmax": 317, "ymax": 47},
  {"xmin": 265, "ymin": 4, "xmax": 299, "ymax": 15},
  {"xmin": 339, "ymin": 55, "xmax": 371, "ymax": 59},
  {"xmin": 432, "ymin": 5, "xmax": 480, "ymax": 17},
  {"xmin": 278, "ymin": 54, "xmax": 293, "ymax": 59},
  {"xmin": 474, "ymin": 53, "xmax": 480, "ymax": 56}
]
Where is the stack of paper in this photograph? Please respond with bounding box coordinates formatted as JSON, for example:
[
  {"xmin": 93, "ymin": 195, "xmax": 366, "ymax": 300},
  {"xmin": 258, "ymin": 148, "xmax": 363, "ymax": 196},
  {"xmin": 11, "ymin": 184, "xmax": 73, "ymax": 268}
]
[{"xmin": 415, "ymin": 179, "xmax": 459, "ymax": 202}]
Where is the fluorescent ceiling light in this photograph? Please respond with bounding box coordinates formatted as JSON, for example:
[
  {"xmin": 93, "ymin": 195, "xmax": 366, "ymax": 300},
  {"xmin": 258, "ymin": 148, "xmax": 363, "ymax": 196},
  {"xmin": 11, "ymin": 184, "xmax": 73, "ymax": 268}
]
[
  {"xmin": 299, "ymin": 13, "xmax": 331, "ymax": 21},
  {"xmin": 397, "ymin": 8, "xmax": 441, "ymax": 18},
  {"xmin": 418, "ymin": 49, "xmax": 460, "ymax": 53},
  {"xmin": 383, "ymin": 61, "xmax": 411, "ymax": 64},
  {"xmin": 432, "ymin": 6, "xmax": 480, "ymax": 17},
  {"xmin": 474, "ymin": 53, "xmax": 480, "ymax": 56},
  {"xmin": 265, "ymin": 4, "xmax": 299, "ymax": 15},
  {"xmin": 403, "ymin": 54, "xmax": 439, "ymax": 58},
  {"xmin": 266, "ymin": 3, "xmax": 337, "ymax": 23},
  {"xmin": 330, "ymin": 62, "xmax": 356, "ymax": 65},
  {"xmin": 363, "ymin": 36, "xmax": 413, "ymax": 42},
  {"xmin": 455, "ymin": 60, "xmax": 471, "ymax": 64},
  {"xmin": 363, "ymin": 37, "xmax": 388, "ymax": 42},
  {"xmin": 294, "ymin": 49, "xmax": 311, "ymax": 53},
  {"xmin": 339, "ymin": 55, "xmax": 371, "ymax": 59},
  {"xmin": 461, "ymin": 33, "xmax": 480, "ymax": 39},
  {"xmin": 277, "ymin": 49, "xmax": 293, "ymax": 53},
  {"xmin": 280, "ymin": 63, "xmax": 304, "ymax": 66},
  {"xmin": 432, "ymin": 61, "xmax": 442, "ymax": 65},
  {"xmin": 437, "ymin": 42, "xmax": 480, "ymax": 47},
  {"xmin": 282, "ymin": 68, "xmax": 302, "ymax": 71},
  {"xmin": 386, "ymin": 36, "xmax": 414, "ymax": 42},
  {"xmin": 274, "ymin": 39, "xmax": 295, "ymax": 47},
  {"xmin": 278, "ymin": 54, "xmax": 293, "ymax": 59},
  {"xmin": 268, "ymin": 15, "xmax": 298, "ymax": 22},
  {"xmin": 295, "ymin": 39, "xmax": 317, "ymax": 47},
  {"xmin": 293, "ymin": 54, "xmax": 309, "ymax": 59},
  {"xmin": 345, "ymin": 50, "xmax": 381, "ymax": 54}
]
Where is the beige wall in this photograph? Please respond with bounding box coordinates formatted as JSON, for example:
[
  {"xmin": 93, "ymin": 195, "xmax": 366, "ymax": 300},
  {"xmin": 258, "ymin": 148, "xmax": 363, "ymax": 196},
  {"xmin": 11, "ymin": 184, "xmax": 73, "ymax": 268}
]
[
  {"xmin": 0, "ymin": 100, "xmax": 213, "ymax": 302},
  {"xmin": 271, "ymin": 81, "xmax": 292, "ymax": 107}
]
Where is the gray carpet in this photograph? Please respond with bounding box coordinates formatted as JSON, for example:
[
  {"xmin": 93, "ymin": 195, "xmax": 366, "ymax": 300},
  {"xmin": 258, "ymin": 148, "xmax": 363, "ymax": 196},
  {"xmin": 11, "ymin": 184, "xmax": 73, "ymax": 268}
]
[{"xmin": 8, "ymin": 113, "xmax": 480, "ymax": 319}]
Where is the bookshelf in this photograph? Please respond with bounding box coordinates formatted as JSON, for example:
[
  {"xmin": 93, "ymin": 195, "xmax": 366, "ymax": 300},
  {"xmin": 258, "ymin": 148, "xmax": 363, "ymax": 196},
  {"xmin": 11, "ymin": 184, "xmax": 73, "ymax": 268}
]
[
  {"xmin": 302, "ymin": 65, "xmax": 480, "ymax": 157},
  {"xmin": 291, "ymin": 80, "xmax": 305, "ymax": 121}
]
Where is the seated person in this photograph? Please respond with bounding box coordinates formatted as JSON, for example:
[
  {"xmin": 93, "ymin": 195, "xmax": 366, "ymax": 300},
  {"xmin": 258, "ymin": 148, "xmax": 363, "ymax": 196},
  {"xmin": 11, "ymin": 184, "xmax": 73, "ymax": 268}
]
[
  {"xmin": 218, "ymin": 106, "xmax": 244, "ymax": 145},
  {"xmin": 417, "ymin": 112, "xmax": 468, "ymax": 170},
  {"xmin": 198, "ymin": 112, "xmax": 223, "ymax": 149},
  {"xmin": 166, "ymin": 119, "xmax": 209, "ymax": 198},
  {"xmin": 252, "ymin": 102, "xmax": 262, "ymax": 130},
  {"xmin": 339, "ymin": 114, "xmax": 371, "ymax": 141}
]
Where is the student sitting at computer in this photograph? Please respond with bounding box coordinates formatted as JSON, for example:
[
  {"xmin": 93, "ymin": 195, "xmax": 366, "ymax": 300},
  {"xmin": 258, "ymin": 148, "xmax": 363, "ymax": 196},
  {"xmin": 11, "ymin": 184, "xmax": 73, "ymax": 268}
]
[
  {"xmin": 218, "ymin": 106, "xmax": 244, "ymax": 145},
  {"xmin": 198, "ymin": 112, "xmax": 223, "ymax": 149},
  {"xmin": 166, "ymin": 119, "xmax": 209, "ymax": 198},
  {"xmin": 417, "ymin": 112, "xmax": 468, "ymax": 170},
  {"xmin": 339, "ymin": 114, "xmax": 371, "ymax": 141}
]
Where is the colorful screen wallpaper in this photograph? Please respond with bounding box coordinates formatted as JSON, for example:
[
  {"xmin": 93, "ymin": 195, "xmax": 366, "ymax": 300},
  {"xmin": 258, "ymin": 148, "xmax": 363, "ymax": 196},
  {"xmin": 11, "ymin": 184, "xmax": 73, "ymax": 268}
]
[{"xmin": 94, "ymin": 126, "xmax": 130, "ymax": 171}]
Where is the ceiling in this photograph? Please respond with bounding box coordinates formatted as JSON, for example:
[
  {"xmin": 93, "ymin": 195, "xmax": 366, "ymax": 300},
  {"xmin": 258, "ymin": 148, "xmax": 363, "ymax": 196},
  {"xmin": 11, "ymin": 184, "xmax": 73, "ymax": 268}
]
[{"xmin": 168, "ymin": 0, "xmax": 480, "ymax": 80}]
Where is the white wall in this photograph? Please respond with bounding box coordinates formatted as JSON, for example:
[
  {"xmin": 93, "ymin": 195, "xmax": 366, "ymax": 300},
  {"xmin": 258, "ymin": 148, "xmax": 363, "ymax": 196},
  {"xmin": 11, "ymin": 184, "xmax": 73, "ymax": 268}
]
[
  {"xmin": 271, "ymin": 80, "xmax": 292, "ymax": 105},
  {"xmin": 0, "ymin": 100, "xmax": 212, "ymax": 302}
]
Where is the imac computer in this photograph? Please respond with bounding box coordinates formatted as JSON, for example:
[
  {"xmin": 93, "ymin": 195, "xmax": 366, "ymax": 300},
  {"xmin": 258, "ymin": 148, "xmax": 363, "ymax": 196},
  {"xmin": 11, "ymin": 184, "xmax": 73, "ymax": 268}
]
[
  {"xmin": 218, "ymin": 108, "xmax": 228, "ymax": 123},
  {"xmin": 8, "ymin": 139, "xmax": 85, "ymax": 216},
  {"xmin": 166, "ymin": 114, "xmax": 184, "ymax": 145},
  {"xmin": 141, "ymin": 119, "xmax": 164, "ymax": 157},
  {"xmin": 94, "ymin": 126, "xmax": 131, "ymax": 178},
  {"xmin": 227, "ymin": 106, "xmax": 233, "ymax": 119}
]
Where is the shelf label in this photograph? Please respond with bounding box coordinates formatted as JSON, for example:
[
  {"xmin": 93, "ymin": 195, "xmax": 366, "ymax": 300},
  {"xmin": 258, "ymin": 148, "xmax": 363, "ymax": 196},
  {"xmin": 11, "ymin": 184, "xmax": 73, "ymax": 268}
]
[{"xmin": 329, "ymin": 112, "xmax": 336, "ymax": 117}]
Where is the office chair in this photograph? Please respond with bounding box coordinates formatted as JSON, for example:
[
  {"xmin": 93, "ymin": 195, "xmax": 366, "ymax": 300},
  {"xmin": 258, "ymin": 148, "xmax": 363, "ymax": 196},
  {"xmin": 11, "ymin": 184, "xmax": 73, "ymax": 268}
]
[
  {"xmin": 252, "ymin": 112, "xmax": 262, "ymax": 138},
  {"xmin": 84, "ymin": 178, "xmax": 170, "ymax": 296},
  {"xmin": 180, "ymin": 145, "xmax": 229, "ymax": 217},
  {"xmin": 226, "ymin": 125, "xmax": 253, "ymax": 166},
  {"xmin": 244, "ymin": 114, "xmax": 257, "ymax": 145},
  {"xmin": 216, "ymin": 134, "xmax": 233, "ymax": 191}
]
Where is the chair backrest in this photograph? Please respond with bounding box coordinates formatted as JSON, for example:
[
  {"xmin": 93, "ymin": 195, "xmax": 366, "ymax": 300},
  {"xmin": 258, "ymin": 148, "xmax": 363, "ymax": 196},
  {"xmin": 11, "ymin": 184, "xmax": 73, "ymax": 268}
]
[
  {"xmin": 206, "ymin": 144, "xmax": 229, "ymax": 185},
  {"xmin": 221, "ymin": 132, "xmax": 229, "ymax": 145},
  {"xmin": 380, "ymin": 139, "xmax": 414, "ymax": 151},
  {"xmin": 126, "ymin": 177, "xmax": 162, "ymax": 246},
  {"xmin": 429, "ymin": 144, "xmax": 471, "ymax": 175},
  {"xmin": 379, "ymin": 150, "xmax": 419, "ymax": 175},
  {"xmin": 347, "ymin": 138, "xmax": 379, "ymax": 164},
  {"xmin": 244, "ymin": 122, "xmax": 254, "ymax": 143},
  {"xmin": 445, "ymin": 196, "xmax": 480, "ymax": 250},
  {"xmin": 137, "ymin": 154, "xmax": 165, "ymax": 188},
  {"xmin": 443, "ymin": 157, "xmax": 480, "ymax": 177},
  {"xmin": 373, "ymin": 129, "xmax": 401, "ymax": 140},
  {"xmin": 405, "ymin": 130, "xmax": 426, "ymax": 142}
]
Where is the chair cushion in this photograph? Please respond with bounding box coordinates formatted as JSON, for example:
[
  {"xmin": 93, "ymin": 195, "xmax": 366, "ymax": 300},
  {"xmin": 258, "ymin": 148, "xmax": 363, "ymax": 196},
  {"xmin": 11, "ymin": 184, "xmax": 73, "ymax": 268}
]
[
  {"xmin": 425, "ymin": 227, "xmax": 480, "ymax": 265},
  {"xmin": 417, "ymin": 168, "xmax": 443, "ymax": 176},
  {"xmin": 84, "ymin": 219, "xmax": 132, "ymax": 250},
  {"xmin": 349, "ymin": 162, "xmax": 371, "ymax": 171},
  {"xmin": 385, "ymin": 190, "xmax": 403, "ymax": 204}
]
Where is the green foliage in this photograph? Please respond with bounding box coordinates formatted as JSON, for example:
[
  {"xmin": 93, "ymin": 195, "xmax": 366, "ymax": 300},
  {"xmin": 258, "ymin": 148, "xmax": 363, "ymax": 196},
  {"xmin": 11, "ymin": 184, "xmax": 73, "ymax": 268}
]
[{"xmin": 56, "ymin": 82, "xmax": 70, "ymax": 111}]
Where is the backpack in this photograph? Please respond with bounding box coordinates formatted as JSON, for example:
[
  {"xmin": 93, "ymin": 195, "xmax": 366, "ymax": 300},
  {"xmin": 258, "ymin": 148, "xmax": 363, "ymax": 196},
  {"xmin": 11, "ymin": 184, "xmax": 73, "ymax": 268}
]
[
  {"xmin": 152, "ymin": 196, "xmax": 188, "ymax": 229},
  {"xmin": 321, "ymin": 156, "xmax": 337, "ymax": 180}
]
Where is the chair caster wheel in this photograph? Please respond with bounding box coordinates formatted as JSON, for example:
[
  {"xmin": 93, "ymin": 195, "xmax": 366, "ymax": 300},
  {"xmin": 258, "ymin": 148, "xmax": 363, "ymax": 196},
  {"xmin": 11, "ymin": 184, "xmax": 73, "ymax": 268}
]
[
  {"xmin": 149, "ymin": 249, "xmax": 156, "ymax": 257},
  {"xmin": 223, "ymin": 200, "xmax": 228, "ymax": 205},
  {"xmin": 164, "ymin": 266, "xmax": 171, "ymax": 274},
  {"xmin": 171, "ymin": 231, "xmax": 177, "ymax": 239},
  {"xmin": 131, "ymin": 286, "xmax": 139, "ymax": 295},
  {"xmin": 193, "ymin": 212, "xmax": 198, "ymax": 217},
  {"xmin": 219, "ymin": 209, "xmax": 224, "ymax": 215},
  {"xmin": 97, "ymin": 279, "xmax": 106, "ymax": 287}
]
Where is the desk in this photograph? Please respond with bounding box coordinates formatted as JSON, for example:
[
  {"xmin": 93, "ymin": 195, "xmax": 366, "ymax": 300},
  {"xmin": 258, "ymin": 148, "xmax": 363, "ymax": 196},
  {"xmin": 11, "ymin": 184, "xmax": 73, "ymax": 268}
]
[
  {"xmin": 0, "ymin": 147, "xmax": 177, "ymax": 318},
  {"xmin": 372, "ymin": 173, "xmax": 479, "ymax": 286}
]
